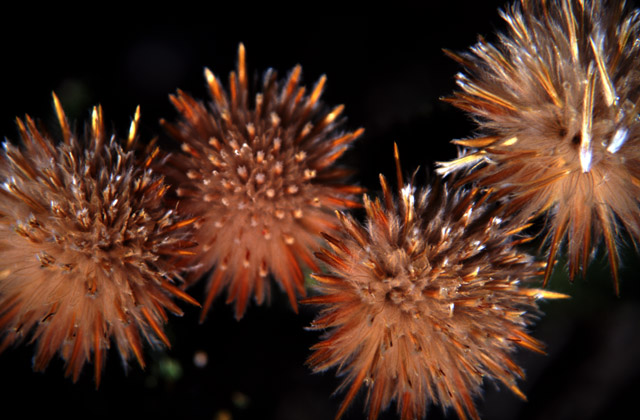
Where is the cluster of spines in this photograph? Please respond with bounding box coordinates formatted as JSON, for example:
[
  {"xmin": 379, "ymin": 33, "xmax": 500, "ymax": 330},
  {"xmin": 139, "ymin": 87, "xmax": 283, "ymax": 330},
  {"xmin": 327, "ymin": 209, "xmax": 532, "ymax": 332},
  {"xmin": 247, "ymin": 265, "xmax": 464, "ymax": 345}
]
[
  {"xmin": 3, "ymin": 1, "xmax": 639, "ymax": 416},
  {"xmin": 160, "ymin": 44, "xmax": 363, "ymax": 320},
  {"xmin": 305, "ymin": 146, "xmax": 567, "ymax": 420},
  {"xmin": 437, "ymin": 0, "xmax": 640, "ymax": 294},
  {"xmin": 0, "ymin": 94, "xmax": 199, "ymax": 385}
]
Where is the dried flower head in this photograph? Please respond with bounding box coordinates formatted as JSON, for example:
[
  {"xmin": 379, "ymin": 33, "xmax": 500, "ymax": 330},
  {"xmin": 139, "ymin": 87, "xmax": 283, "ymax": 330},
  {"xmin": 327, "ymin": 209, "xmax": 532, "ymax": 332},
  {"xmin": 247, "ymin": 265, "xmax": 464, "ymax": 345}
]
[
  {"xmin": 306, "ymin": 146, "xmax": 566, "ymax": 420},
  {"xmin": 162, "ymin": 44, "xmax": 363, "ymax": 320},
  {"xmin": 0, "ymin": 94, "xmax": 198, "ymax": 385},
  {"xmin": 437, "ymin": 0, "xmax": 640, "ymax": 292}
]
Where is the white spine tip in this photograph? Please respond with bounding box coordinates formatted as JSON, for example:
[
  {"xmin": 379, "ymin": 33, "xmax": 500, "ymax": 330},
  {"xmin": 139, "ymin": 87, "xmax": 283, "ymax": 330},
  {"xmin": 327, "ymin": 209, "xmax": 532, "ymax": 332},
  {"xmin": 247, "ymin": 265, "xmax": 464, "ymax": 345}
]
[
  {"xmin": 607, "ymin": 127, "xmax": 628, "ymax": 154},
  {"xmin": 580, "ymin": 146, "xmax": 592, "ymax": 173}
]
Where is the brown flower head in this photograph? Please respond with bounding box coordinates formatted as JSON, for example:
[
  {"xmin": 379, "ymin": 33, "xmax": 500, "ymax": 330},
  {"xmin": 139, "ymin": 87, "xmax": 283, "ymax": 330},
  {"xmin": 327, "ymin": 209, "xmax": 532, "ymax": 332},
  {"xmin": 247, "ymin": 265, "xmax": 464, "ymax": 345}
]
[
  {"xmin": 162, "ymin": 44, "xmax": 363, "ymax": 320},
  {"xmin": 437, "ymin": 0, "xmax": 640, "ymax": 292},
  {"xmin": 0, "ymin": 94, "xmax": 198, "ymax": 385},
  {"xmin": 306, "ymin": 146, "xmax": 566, "ymax": 420}
]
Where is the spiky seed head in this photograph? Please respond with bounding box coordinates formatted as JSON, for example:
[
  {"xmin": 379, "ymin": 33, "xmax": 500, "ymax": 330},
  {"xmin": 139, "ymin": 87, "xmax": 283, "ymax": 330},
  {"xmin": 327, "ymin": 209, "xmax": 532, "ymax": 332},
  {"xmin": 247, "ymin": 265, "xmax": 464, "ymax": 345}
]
[
  {"xmin": 0, "ymin": 94, "xmax": 199, "ymax": 385},
  {"xmin": 437, "ymin": 0, "xmax": 640, "ymax": 293},
  {"xmin": 162, "ymin": 44, "xmax": 363, "ymax": 320},
  {"xmin": 306, "ymin": 147, "xmax": 567, "ymax": 420}
]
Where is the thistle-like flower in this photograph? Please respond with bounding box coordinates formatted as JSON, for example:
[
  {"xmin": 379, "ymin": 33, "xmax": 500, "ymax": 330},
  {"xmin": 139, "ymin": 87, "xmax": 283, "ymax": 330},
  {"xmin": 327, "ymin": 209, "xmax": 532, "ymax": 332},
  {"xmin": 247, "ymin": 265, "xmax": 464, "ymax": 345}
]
[
  {"xmin": 306, "ymin": 146, "xmax": 566, "ymax": 420},
  {"xmin": 437, "ymin": 0, "xmax": 640, "ymax": 292},
  {"xmin": 0, "ymin": 94, "xmax": 198, "ymax": 385},
  {"xmin": 162, "ymin": 44, "xmax": 363, "ymax": 320}
]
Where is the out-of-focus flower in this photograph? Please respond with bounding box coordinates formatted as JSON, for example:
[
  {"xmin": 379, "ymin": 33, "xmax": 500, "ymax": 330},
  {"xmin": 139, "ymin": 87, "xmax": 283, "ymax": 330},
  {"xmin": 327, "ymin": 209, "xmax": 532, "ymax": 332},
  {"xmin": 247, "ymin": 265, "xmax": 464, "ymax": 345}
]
[
  {"xmin": 437, "ymin": 0, "xmax": 640, "ymax": 293},
  {"xmin": 0, "ymin": 94, "xmax": 198, "ymax": 385},
  {"xmin": 307, "ymin": 146, "xmax": 567, "ymax": 420},
  {"xmin": 162, "ymin": 44, "xmax": 363, "ymax": 320}
]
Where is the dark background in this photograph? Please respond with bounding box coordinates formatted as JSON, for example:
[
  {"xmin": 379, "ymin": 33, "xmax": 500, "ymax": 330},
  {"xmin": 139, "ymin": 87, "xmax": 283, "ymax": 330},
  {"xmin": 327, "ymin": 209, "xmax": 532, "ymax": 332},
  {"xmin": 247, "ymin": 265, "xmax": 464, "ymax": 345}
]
[{"xmin": 1, "ymin": 6, "xmax": 639, "ymax": 420}]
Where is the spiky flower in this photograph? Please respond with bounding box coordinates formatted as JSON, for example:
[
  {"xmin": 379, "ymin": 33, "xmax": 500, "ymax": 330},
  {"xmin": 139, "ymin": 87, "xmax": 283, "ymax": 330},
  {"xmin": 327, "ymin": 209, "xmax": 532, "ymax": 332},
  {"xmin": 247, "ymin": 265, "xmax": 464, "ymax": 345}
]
[
  {"xmin": 437, "ymin": 0, "xmax": 640, "ymax": 292},
  {"xmin": 162, "ymin": 44, "xmax": 363, "ymax": 320},
  {"xmin": 306, "ymin": 147, "xmax": 566, "ymax": 420},
  {"xmin": 0, "ymin": 94, "xmax": 198, "ymax": 385}
]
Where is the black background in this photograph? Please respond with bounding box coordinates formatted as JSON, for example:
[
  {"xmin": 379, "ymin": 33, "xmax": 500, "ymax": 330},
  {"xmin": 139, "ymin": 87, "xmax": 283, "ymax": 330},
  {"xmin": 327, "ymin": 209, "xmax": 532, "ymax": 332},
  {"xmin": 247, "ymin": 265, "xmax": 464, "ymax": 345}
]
[{"xmin": 1, "ymin": 5, "xmax": 639, "ymax": 420}]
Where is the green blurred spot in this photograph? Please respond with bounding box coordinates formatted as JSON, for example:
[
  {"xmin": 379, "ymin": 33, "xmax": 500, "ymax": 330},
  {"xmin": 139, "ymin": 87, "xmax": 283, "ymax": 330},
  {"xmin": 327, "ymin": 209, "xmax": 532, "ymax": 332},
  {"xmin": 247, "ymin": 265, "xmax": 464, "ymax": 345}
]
[
  {"xmin": 231, "ymin": 391, "xmax": 250, "ymax": 409},
  {"xmin": 304, "ymin": 267, "xmax": 316, "ymax": 289},
  {"xmin": 159, "ymin": 356, "xmax": 183, "ymax": 381},
  {"xmin": 56, "ymin": 79, "xmax": 93, "ymax": 120},
  {"xmin": 144, "ymin": 354, "xmax": 183, "ymax": 388}
]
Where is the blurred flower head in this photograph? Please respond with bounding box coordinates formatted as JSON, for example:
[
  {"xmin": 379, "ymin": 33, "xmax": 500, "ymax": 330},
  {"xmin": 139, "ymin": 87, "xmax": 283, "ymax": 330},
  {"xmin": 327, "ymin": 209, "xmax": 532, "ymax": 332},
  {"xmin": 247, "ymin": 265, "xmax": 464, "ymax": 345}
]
[
  {"xmin": 162, "ymin": 44, "xmax": 363, "ymax": 320},
  {"xmin": 437, "ymin": 0, "xmax": 640, "ymax": 292},
  {"xmin": 0, "ymin": 94, "xmax": 198, "ymax": 385},
  {"xmin": 306, "ymin": 147, "xmax": 566, "ymax": 420}
]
